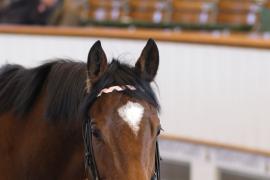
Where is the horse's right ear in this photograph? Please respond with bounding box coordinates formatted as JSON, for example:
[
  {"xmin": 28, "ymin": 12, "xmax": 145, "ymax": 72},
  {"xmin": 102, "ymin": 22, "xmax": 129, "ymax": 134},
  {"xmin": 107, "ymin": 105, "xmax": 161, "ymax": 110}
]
[{"xmin": 87, "ymin": 40, "xmax": 108, "ymax": 82}]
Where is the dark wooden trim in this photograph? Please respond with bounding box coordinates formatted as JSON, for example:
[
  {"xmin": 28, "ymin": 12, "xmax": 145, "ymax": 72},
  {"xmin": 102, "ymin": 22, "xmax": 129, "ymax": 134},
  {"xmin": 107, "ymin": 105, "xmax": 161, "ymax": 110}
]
[{"xmin": 0, "ymin": 25, "xmax": 270, "ymax": 49}]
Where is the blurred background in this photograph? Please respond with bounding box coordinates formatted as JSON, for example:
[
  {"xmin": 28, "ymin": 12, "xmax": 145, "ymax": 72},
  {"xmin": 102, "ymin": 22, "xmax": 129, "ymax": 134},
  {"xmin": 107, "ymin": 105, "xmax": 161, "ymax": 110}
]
[
  {"xmin": 0, "ymin": 0, "xmax": 270, "ymax": 180},
  {"xmin": 1, "ymin": 0, "xmax": 270, "ymax": 30}
]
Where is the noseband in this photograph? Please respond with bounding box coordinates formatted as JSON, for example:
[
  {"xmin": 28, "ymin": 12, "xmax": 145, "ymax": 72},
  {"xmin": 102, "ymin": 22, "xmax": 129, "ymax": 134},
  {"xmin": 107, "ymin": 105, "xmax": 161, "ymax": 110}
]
[{"xmin": 82, "ymin": 85, "xmax": 161, "ymax": 180}]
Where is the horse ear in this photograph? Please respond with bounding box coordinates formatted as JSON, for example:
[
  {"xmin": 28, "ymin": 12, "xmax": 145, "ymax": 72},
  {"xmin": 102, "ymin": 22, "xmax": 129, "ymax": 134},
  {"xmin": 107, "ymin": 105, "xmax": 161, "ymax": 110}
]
[
  {"xmin": 135, "ymin": 39, "xmax": 159, "ymax": 82},
  {"xmin": 87, "ymin": 40, "xmax": 108, "ymax": 82}
]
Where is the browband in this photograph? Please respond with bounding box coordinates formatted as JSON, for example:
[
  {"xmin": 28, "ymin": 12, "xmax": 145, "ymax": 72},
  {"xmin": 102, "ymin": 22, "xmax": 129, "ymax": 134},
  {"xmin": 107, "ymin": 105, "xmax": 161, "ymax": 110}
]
[{"xmin": 97, "ymin": 85, "xmax": 136, "ymax": 97}]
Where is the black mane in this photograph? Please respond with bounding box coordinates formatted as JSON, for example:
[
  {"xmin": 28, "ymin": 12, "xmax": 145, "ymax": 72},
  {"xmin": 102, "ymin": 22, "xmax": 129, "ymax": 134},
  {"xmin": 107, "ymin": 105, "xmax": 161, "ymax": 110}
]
[{"xmin": 0, "ymin": 59, "xmax": 159, "ymax": 121}]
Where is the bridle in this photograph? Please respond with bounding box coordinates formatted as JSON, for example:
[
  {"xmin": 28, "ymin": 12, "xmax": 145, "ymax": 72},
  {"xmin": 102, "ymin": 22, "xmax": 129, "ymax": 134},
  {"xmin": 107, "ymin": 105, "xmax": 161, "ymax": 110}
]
[
  {"xmin": 83, "ymin": 118, "xmax": 161, "ymax": 180},
  {"xmin": 82, "ymin": 85, "xmax": 161, "ymax": 180}
]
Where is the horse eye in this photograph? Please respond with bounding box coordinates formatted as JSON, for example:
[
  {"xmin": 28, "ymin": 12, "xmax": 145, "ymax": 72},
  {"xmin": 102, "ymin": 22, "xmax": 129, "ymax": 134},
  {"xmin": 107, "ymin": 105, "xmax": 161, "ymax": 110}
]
[
  {"xmin": 91, "ymin": 127, "xmax": 102, "ymax": 140},
  {"xmin": 157, "ymin": 126, "xmax": 163, "ymax": 136}
]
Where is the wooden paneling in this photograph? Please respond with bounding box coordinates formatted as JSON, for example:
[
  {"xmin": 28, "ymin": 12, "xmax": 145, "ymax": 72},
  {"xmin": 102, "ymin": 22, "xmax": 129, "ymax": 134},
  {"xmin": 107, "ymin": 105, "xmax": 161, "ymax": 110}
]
[
  {"xmin": 172, "ymin": 11, "xmax": 216, "ymax": 23},
  {"xmin": 218, "ymin": 0, "xmax": 255, "ymax": 12},
  {"xmin": 129, "ymin": 0, "xmax": 170, "ymax": 23},
  {"xmin": 217, "ymin": 12, "xmax": 256, "ymax": 25},
  {"xmin": 172, "ymin": 0, "xmax": 217, "ymax": 24},
  {"xmin": 130, "ymin": 0, "xmax": 161, "ymax": 10},
  {"xmin": 217, "ymin": 0, "xmax": 260, "ymax": 25},
  {"xmin": 173, "ymin": 1, "xmax": 211, "ymax": 11}
]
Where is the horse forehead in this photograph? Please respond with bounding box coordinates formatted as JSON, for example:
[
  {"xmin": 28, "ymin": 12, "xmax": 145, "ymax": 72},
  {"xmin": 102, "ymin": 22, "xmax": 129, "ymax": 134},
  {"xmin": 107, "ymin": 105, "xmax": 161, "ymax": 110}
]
[{"xmin": 117, "ymin": 101, "xmax": 145, "ymax": 136}]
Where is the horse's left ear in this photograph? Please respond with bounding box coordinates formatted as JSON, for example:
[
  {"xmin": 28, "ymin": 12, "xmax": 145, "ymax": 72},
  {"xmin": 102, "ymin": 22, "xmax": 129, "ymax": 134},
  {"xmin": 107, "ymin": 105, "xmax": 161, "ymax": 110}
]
[
  {"xmin": 135, "ymin": 38, "xmax": 159, "ymax": 82},
  {"xmin": 87, "ymin": 40, "xmax": 108, "ymax": 82}
]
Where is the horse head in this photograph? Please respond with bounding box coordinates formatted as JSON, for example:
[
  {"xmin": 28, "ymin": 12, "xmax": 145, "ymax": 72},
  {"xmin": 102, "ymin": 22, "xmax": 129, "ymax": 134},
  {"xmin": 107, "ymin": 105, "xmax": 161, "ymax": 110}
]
[{"xmin": 82, "ymin": 39, "xmax": 161, "ymax": 180}]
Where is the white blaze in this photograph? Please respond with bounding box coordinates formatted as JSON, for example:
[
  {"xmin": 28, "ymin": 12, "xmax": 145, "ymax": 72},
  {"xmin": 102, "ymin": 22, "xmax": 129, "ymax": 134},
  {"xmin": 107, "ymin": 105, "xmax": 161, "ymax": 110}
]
[{"xmin": 118, "ymin": 101, "xmax": 144, "ymax": 136}]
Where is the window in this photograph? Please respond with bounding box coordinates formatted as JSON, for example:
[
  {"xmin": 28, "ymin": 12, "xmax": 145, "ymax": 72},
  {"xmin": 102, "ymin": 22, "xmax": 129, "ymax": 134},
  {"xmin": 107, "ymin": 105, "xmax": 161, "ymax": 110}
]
[
  {"xmin": 161, "ymin": 159, "xmax": 190, "ymax": 180},
  {"xmin": 219, "ymin": 169, "xmax": 270, "ymax": 180}
]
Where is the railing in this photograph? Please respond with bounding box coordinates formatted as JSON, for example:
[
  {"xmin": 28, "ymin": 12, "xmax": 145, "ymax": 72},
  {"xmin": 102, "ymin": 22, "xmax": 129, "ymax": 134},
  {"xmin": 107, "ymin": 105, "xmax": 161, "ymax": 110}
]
[
  {"xmin": 0, "ymin": 25, "xmax": 270, "ymax": 49},
  {"xmin": 160, "ymin": 135, "xmax": 270, "ymax": 180}
]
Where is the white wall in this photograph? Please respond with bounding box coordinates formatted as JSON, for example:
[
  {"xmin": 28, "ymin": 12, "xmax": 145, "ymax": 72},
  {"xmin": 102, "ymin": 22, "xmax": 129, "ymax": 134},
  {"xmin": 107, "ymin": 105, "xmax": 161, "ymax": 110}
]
[{"xmin": 1, "ymin": 34, "xmax": 270, "ymax": 152}]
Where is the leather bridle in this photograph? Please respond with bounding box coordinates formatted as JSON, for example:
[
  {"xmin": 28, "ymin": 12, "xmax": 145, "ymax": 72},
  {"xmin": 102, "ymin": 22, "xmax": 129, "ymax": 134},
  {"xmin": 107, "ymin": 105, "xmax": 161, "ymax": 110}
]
[
  {"xmin": 82, "ymin": 86, "xmax": 161, "ymax": 180},
  {"xmin": 83, "ymin": 118, "xmax": 100, "ymax": 180}
]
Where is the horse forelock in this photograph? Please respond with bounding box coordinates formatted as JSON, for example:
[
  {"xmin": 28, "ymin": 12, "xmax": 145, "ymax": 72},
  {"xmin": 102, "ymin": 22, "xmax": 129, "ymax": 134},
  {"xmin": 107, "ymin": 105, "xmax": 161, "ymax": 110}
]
[{"xmin": 81, "ymin": 59, "xmax": 160, "ymax": 120}]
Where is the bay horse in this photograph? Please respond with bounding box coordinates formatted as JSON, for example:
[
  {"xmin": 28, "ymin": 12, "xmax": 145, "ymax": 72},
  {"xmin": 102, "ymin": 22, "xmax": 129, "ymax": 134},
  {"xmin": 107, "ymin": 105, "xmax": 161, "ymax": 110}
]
[{"xmin": 0, "ymin": 39, "xmax": 161, "ymax": 180}]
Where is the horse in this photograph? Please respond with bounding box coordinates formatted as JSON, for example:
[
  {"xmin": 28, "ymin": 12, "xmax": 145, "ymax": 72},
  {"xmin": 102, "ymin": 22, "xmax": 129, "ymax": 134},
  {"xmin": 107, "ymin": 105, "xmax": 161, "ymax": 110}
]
[{"xmin": 0, "ymin": 39, "xmax": 161, "ymax": 180}]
